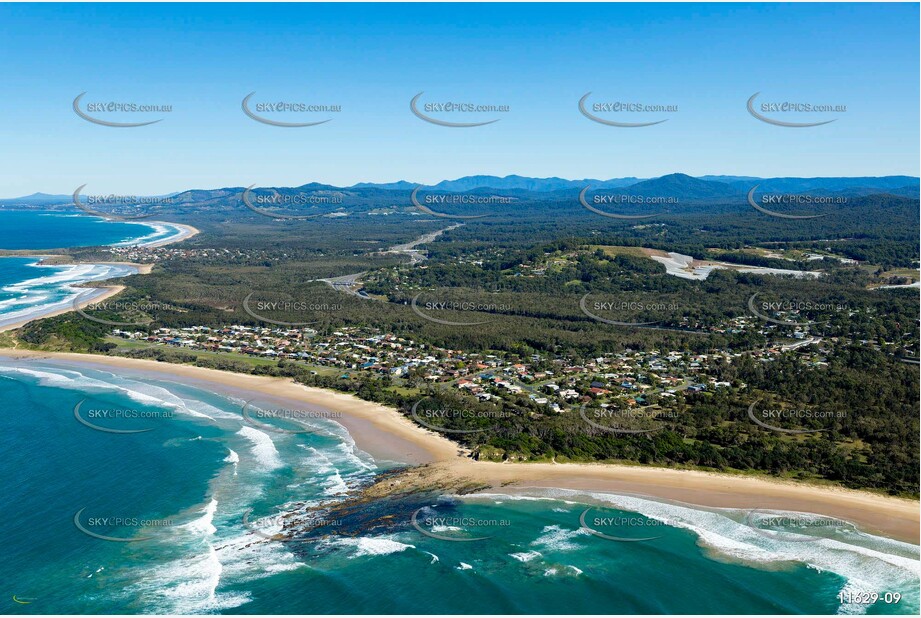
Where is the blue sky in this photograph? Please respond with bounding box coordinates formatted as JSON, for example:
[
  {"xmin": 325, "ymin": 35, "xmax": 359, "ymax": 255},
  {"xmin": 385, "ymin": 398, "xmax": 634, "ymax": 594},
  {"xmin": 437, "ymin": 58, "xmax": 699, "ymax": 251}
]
[{"xmin": 0, "ymin": 2, "xmax": 917, "ymax": 195}]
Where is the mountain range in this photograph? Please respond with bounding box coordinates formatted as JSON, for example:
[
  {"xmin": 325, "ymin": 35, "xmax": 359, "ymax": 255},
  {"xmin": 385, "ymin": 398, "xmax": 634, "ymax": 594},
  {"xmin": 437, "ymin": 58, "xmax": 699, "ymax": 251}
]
[
  {"xmin": 2, "ymin": 174, "xmax": 918, "ymax": 207},
  {"xmin": 352, "ymin": 173, "xmax": 918, "ymax": 196}
]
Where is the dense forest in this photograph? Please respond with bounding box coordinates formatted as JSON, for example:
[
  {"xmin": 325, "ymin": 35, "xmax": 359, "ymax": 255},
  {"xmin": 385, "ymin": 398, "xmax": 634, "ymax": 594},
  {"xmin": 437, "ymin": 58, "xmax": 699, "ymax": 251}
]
[{"xmin": 11, "ymin": 186, "xmax": 920, "ymax": 495}]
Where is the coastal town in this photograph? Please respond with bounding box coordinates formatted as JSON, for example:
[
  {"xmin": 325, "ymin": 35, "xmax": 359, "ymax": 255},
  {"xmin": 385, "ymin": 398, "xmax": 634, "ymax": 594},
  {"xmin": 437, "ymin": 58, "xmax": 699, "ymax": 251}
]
[
  {"xmin": 109, "ymin": 319, "xmax": 842, "ymax": 413},
  {"xmin": 1, "ymin": 3, "xmax": 918, "ymax": 615},
  {"xmin": 105, "ymin": 244, "xmax": 248, "ymax": 263}
]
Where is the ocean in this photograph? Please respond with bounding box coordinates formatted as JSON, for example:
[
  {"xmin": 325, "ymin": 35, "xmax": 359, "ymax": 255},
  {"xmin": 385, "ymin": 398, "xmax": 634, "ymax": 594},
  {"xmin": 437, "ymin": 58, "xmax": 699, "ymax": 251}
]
[
  {"xmin": 0, "ymin": 211, "xmax": 182, "ymax": 251},
  {"xmin": 0, "ymin": 209, "xmax": 918, "ymax": 615},
  {"xmin": 0, "ymin": 211, "xmax": 186, "ymax": 328},
  {"xmin": 0, "ymin": 258, "xmax": 138, "ymax": 329},
  {"xmin": 0, "ymin": 358, "xmax": 917, "ymax": 615}
]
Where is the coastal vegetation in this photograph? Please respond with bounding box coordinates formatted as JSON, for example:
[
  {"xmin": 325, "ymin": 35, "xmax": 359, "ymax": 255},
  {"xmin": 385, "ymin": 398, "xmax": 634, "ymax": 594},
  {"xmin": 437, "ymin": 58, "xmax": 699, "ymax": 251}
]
[{"xmin": 8, "ymin": 185, "xmax": 920, "ymax": 496}]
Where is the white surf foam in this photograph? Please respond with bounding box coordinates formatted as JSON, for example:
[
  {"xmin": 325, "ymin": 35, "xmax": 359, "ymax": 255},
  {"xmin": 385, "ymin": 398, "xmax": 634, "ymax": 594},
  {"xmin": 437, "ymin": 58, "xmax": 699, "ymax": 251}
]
[
  {"xmin": 0, "ymin": 365, "xmax": 226, "ymax": 424},
  {"xmin": 131, "ymin": 543, "xmax": 252, "ymax": 614},
  {"xmin": 509, "ymin": 550, "xmax": 542, "ymax": 563},
  {"xmin": 530, "ymin": 524, "xmax": 590, "ymax": 552},
  {"xmin": 325, "ymin": 536, "xmax": 415, "ymax": 558},
  {"xmin": 180, "ymin": 498, "xmax": 218, "ymax": 536},
  {"xmin": 111, "ymin": 221, "xmax": 185, "ymax": 247},
  {"xmin": 0, "ymin": 261, "xmax": 136, "ymax": 327},
  {"xmin": 422, "ymin": 551, "xmax": 439, "ymax": 564},
  {"xmin": 236, "ymin": 426, "xmax": 283, "ymax": 471},
  {"xmin": 519, "ymin": 488, "xmax": 920, "ymax": 614}
]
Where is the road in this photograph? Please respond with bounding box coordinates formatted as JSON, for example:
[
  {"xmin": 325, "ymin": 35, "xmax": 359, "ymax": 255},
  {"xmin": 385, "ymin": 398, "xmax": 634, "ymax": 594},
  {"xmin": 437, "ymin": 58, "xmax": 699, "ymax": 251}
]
[{"xmin": 318, "ymin": 225, "xmax": 461, "ymax": 297}]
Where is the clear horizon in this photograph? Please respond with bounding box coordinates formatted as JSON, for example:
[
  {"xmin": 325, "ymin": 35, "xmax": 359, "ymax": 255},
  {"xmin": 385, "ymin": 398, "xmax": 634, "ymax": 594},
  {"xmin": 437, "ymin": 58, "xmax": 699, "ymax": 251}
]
[{"xmin": 0, "ymin": 2, "xmax": 918, "ymax": 194}]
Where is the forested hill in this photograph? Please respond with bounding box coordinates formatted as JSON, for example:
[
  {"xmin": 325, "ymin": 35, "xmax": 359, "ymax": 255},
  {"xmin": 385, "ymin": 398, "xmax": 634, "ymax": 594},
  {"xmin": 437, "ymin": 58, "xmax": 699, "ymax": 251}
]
[{"xmin": 2, "ymin": 173, "xmax": 917, "ymax": 208}]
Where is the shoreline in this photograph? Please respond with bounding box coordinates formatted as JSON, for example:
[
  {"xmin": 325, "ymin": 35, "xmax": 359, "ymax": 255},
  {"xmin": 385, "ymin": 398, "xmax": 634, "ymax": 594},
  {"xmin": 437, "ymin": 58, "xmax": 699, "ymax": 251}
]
[
  {"xmin": 134, "ymin": 222, "xmax": 199, "ymax": 247},
  {"xmin": 0, "ymin": 283, "xmax": 128, "ymax": 332},
  {"xmin": 0, "ymin": 220, "xmax": 197, "ymax": 331},
  {"xmin": 0, "ymin": 220, "xmax": 200, "ymax": 254},
  {"xmin": 1, "ymin": 348, "xmax": 917, "ymax": 544}
]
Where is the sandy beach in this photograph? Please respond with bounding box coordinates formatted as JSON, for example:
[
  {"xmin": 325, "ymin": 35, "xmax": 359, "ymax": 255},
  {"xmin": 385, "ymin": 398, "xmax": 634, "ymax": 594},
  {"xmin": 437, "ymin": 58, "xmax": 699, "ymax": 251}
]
[
  {"xmin": 140, "ymin": 222, "xmax": 199, "ymax": 247},
  {"xmin": 98, "ymin": 261, "xmax": 154, "ymax": 274},
  {"xmin": 0, "ymin": 221, "xmax": 197, "ymax": 332},
  {"xmin": 1, "ymin": 348, "xmax": 917, "ymax": 543},
  {"xmin": 0, "ymin": 283, "xmax": 128, "ymax": 333}
]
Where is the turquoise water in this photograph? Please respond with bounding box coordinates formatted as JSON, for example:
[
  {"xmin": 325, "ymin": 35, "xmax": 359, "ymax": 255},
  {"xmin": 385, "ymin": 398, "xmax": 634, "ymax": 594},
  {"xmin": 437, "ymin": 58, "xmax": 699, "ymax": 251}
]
[
  {"xmin": 0, "ymin": 211, "xmax": 178, "ymax": 250},
  {"xmin": 0, "ymin": 257, "xmax": 138, "ymax": 329},
  {"xmin": 0, "ymin": 359, "xmax": 917, "ymax": 615},
  {"xmin": 0, "ymin": 211, "xmax": 183, "ymax": 328}
]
